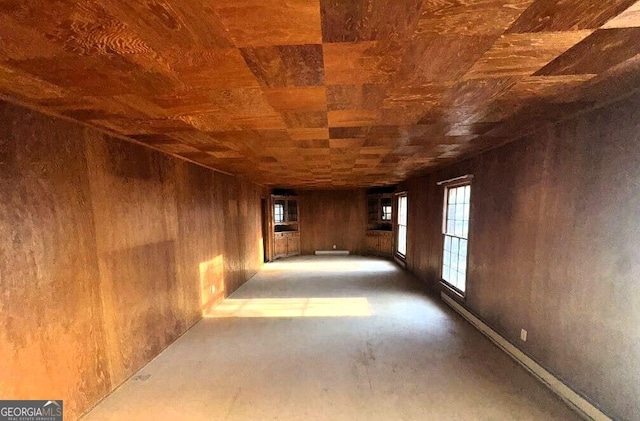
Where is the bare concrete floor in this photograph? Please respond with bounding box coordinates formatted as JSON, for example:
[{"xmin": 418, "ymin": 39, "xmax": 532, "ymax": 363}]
[{"xmin": 83, "ymin": 256, "xmax": 579, "ymax": 420}]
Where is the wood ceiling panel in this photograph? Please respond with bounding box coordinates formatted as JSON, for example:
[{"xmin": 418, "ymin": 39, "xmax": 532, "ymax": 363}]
[
  {"xmin": 417, "ymin": 0, "xmax": 533, "ymax": 36},
  {"xmin": 264, "ymin": 87, "xmax": 327, "ymax": 111},
  {"xmin": 323, "ymin": 42, "xmax": 403, "ymax": 85},
  {"xmin": 535, "ymin": 28, "xmax": 640, "ymax": 76},
  {"xmin": 288, "ymin": 127, "xmax": 330, "ymax": 140},
  {"xmin": 282, "ymin": 111, "xmax": 328, "ymax": 128},
  {"xmin": 0, "ymin": 15, "xmax": 66, "ymax": 61},
  {"xmin": 240, "ymin": 45, "xmax": 324, "ymax": 87},
  {"xmin": 502, "ymin": 75, "xmax": 597, "ymax": 101},
  {"xmin": 603, "ymin": 2, "xmax": 640, "ymax": 29},
  {"xmin": 329, "ymin": 138, "xmax": 366, "ymax": 148},
  {"xmin": 395, "ymin": 34, "xmax": 496, "ymax": 83},
  {"xmin": 0, "ymin": 0, "xmax": 638, "ymax": 187},
  {"xmin": 165, "ymin": 49, "xmax": 260, "ymax": 89},
  {"xmin": 326, "ymin": 84, "xmax": 385, "ymax": 111},
  {"xmin": 212, "ymin": 0, "xmax": 322, "ymax": 47},
  {"xmin": 327, "ymin": 110, "xmax": 380, "ymax": 127},
  {"xmin": 320, "ymin": 0, "xmax": 422, "ymax": 43},
  {"xmin": 442, "ymin": 78, "xmax": 518, "ymax": 107},
  {"xmin": 379, "ymin": 106, "xmax": 426, "ymax": 125},
  {"xmin": 506, "ymin": 0, "xmax": 637, "ymax": 33},
  {"xmin": 464, "ymin": 31, "xmax": 593, "ymax": 79},
  {"xmin": 100, "ymin": 0, "xmax": 233, "ymax": 50}
]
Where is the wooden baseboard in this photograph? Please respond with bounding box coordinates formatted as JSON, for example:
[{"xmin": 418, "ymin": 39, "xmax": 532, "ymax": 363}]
[{"xmin": 441, "ymin": 292, "xmax": 610, "ymax": 421}]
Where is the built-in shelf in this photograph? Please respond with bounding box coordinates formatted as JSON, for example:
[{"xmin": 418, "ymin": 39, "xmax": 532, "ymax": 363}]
[
  {"xmin": 365, "ymin": 191, "xmax": 394, "ymax": 257},
  {"xmin": 367, "ymin": 193, "xmax": 393, "ymax": 232},
  {"xmin": 272, "ymin": 194, "xmax": 300, "ymax": 258}
]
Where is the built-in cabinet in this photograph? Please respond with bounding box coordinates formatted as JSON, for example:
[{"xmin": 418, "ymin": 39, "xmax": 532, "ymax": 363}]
[
  {"xmin": 365, "ymin": 192, "xmax": 394, "ymax": 257},
  {"xmin": 365, "ymin": 230, "xmax": 393, "ymax": 257},
  {"xmin": 274, "ymin": 231, "xmax": 300, "ymax": 258},
  {"xmin": 272, "ymin": 194, "xmax": 300, "ymax": 259}
]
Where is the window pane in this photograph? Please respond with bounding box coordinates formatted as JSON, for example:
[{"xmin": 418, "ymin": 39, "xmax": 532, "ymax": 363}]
[
  {"xmin": 456, "ymin": 187, "xmax": 465, "ymax": 205},
  {"xmin": 463, "ymin": 203, "xmax": 470, "ymax": 221},
  {"xmin": 398, "ymin": 196, "xmax": 407, "ymax": 225},
  {"xmin": 459, "ymin": 238, "xmax": 467, "ymax": 257},
  {"xmin": 455, "ymin": 203, "xmax": 464, "ymax": 220},
  {"xmin": 455, "ymin": 219, "xmax": 464, "ymax": 237},
  {"xmin": 449, "ymin": 188, "xmax": 456, "ymax": 205},
  {"xmin": 464, "ymin": 185, "xmax": 470, "ymax": 203},
  {"xmin": 444, "ymin": 236, "xmax": 451, "ymax": 251},
  {"xmin": 398, "ymin": 226, "xmax": 407, "ymax": 255},
  {"xmin": 450, "ymin": 269, "xmax": 458, "ymax": 285},
  {"xmin": 443, "ymin": 265, "xmax": 450, "ymax": 281},
  {"xmin": 458, "ymin": 275, "xmax": 466, "ymax": 292}
]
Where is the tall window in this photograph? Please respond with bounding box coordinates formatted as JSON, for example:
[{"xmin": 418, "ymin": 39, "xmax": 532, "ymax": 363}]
[
  {"xmin": 397, "ymin": 194, "xmax": 408, "ymax": 256},
  {"xmin": 442, "ymin": 183, "xmax": 470, "ymax": 294}
]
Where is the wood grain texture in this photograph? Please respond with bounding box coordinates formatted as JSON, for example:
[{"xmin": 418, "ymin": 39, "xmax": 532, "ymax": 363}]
[
  {"xmin": 298, "ymin": 190, "xmax": 367, "ymax": 254},
  {"xmin": 399, "ymin": 91, "xmax": 640, "ymax": 421},
  {"xmin": 506, "ymin": 0, "xmax": 637, "ymax": 33},
  {"xmin": 0, "ymin": 100, "xmax": 263, "ymax": 420},
  {"xmin": 0, "ymin": 0, "xmax": 639, "ymax": 187},
  {"xmin": 602, "ymin": 1, "xmax": 640, "ymax": 28},
  {"xmin": 212, "ymin": 0, "xmax": 323, "ymax": 47},
  {"xmin": 417, "ymin": 0, "xmax": 533, "ymax": 36},
  {"xmin": 320, "ymin": 0, "xmax": 422, "ymax": 43},
  {"xmin": 535, "ymin": 28, "xmax": 640, "ymax": 76},
  {"xmin": 464, "ymin": 31, "xmax": 593, "ymax": 79},
  {"xmin": 240, "ymin": 45, "xmax": 324, "ymax": 87},
  {"xmin": 0, "ymin": 102, "xmax": 109, "ymax": 420}
]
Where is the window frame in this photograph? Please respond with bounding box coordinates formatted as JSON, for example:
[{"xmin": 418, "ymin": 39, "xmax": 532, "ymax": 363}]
[
  {"xmin": 439, "ymin": 176, "xmax": 473, "ymax": 297},
  {"xmin": 396, "ymin": 193, "xmax": 408, "ymax": 258}
]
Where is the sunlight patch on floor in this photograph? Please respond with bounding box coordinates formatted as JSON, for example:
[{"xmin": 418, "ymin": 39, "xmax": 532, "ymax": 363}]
[
  {"xmin": 261, "ymin": 258, "xmax": 396, "ymax": 273},
  {"xmin": 205, "ymin": 297, "xmax": 372, "ymax": 318}
]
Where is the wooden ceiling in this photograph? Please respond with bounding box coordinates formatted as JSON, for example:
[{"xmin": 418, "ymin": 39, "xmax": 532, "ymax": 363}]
[{"xmin": 1, "ymin": 0, "xmax": 640, "ymax": 188}]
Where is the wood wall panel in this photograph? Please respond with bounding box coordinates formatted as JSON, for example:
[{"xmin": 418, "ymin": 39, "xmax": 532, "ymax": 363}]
[
  {"xmin": 0, "ymin": 100, "xmax": 263, "ymax": 420},
  {"xmin": 400, "ymin": 92, "xmax": 640, "ymax": 420},
  {"xmin": 0, "ymin": 102, "xmax": 109, "ymax": 419},
  {"xmin": 298, "ymin": 190, "xmax": 367, "ymax": 255}
]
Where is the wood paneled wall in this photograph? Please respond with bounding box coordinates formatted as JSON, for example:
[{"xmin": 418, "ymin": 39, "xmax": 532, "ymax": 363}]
[
  {"xmin": 400, "ymin": 92, "xmax": 640, "ymax": 420},
  {"xmin": 298, "ymin": 190, "xmax": 367, "ymax": 255},
  {"xmin": 0, "ymin": 101, "xmax": 264, "ymax": 420}
]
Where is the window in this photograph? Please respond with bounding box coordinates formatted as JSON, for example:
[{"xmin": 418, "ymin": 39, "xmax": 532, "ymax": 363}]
[
  {"xmin": 397, "ymin": 194, "xmax": 407, "ymax": 256},
  {"xmin": 442, "ymin": 183, "xmax": 471, "ymax": 294},
  {"xmin": 381, "ymin": 205, "xmax": 392, "ymax": 221},
  {"xmin": 274, "ymin": 203, "xmax": 285, "ymax": 223}
]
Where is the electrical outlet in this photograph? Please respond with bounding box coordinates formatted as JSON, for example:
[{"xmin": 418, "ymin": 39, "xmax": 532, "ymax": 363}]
[
  {"xmin": 333, "ymin": 244, "xmax": 337, "ymax": 249},
  {"xmin": 520, "ymin": 329, "xmax": 527, "ymax": 342}
]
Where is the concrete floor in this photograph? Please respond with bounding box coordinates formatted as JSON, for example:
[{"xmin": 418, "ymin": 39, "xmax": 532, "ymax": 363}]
[{"xmin": 83, "ymin": 256, "xmax": 579, "ymax": 420}]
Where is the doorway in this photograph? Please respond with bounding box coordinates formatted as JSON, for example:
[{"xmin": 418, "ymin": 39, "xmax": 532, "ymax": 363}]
[{"xmin": 261, "ymin": 198, "xmax": 269, "ymax": 263}]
